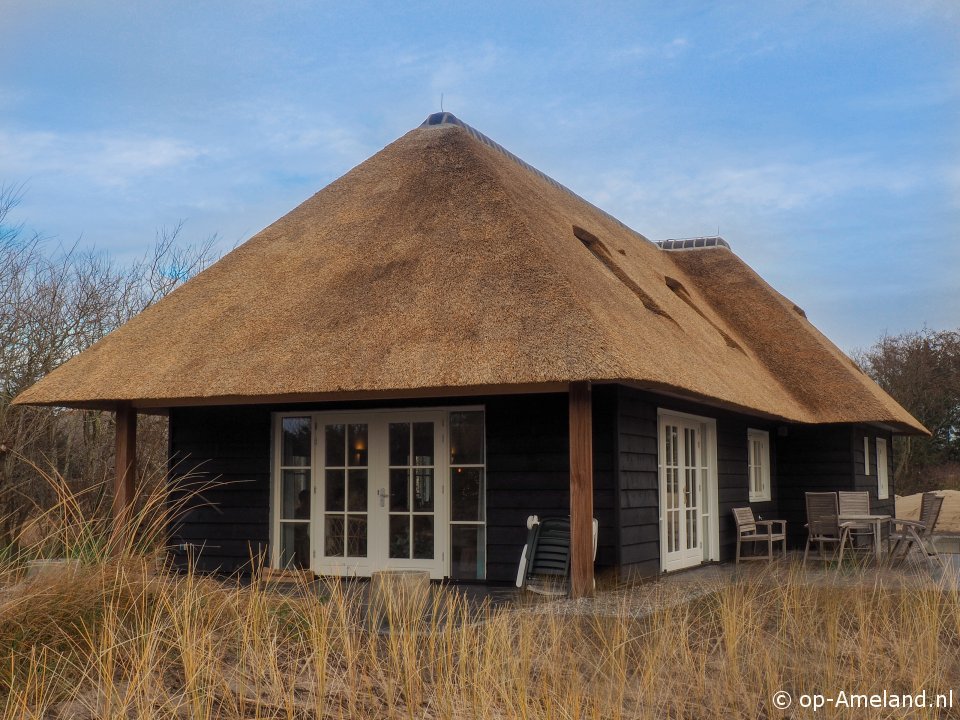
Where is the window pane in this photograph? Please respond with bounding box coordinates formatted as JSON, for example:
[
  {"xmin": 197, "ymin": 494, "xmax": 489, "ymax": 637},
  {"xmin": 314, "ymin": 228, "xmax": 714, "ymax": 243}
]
[
  {"xmin": 390, "ymin": 469, "xmax": 409, "ymax": 512},
  {"xmin": 347, "ymin": 515, "xmax": 367, "ymax": 558},
  {"xmin": 389, "ymin": 515, "xmax": 410, "ymax": 559},
  {"xmin": 347, "ymin": 470, "xmax": 367, "ymax": 512},
  {"xmin": 450, "ymin": 411, "xmax": 484, "ymax": 465},
  {"xmin": 413, "ymin": 468, "xmax": 434, "ymax": 511},
  {"xmin": 451, "ymin": 468, "xmax": 483, "ymax": 521},
  {"xmin": 325, "ymin": 424, "xmax": 345, "ymax": 467},
  {"xmin": 324, "ymin": 515, "xmax": 344, "ymax": 557},
  {"xmin": 348, "ymin": 424, "xmax": 368, "ymax": 466},
  {"xmin": 389, "ymin": 423, "xmax": 410, "ymax": 466},
  {"xmin": 282, "ymin": 470, "xmax": 311, "ymax": 519},
  {"xmin": 413, "ymin": 516, "xmax": 434, "ymax": 559},
  {"xmin": 282, "ymin": 417, "xmax": 311, "ymax": 467},
  {"xmin": 450, "ymin": 525, "xmax": 485, "ymax": 580},
  {"xmin": 325, "ymin": 469, "xmax": 345, "ymax": 512},
  {"xmin": 412, "ymin": 422, "xmax": 434, "ymax": 466},
  {"xmin": 280, "ymin": 523, "xmax": 310, "ymax": 569}
]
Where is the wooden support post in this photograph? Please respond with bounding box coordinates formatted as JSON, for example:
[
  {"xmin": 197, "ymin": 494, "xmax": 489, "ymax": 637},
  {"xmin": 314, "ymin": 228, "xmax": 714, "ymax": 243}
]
[
  {"xmin": 569, "ymin": 381, "xmax": 594, "ymax": 598},
  {"xmin": 113, "ymin": 402, "xmax": 137, "ymax": 549}
]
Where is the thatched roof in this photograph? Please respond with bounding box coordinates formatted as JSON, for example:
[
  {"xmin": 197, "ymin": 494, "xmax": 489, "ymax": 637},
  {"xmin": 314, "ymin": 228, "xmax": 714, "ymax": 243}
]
[{"xmin": 13, "ymin": 113, "xmax": 925, "ymax": 434}]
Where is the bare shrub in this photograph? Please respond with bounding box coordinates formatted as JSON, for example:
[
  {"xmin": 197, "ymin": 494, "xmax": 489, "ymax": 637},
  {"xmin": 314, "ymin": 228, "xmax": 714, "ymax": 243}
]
[{"xmin": 0, "ymin": 183, "xmax": 216, "ymax": 546}]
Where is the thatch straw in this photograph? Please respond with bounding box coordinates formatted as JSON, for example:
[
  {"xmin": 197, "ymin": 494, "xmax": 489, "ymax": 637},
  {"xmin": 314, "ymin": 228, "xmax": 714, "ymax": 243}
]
[{"xmin": 12, "ymin": 117, "xmax": 924, "ymax": 433}]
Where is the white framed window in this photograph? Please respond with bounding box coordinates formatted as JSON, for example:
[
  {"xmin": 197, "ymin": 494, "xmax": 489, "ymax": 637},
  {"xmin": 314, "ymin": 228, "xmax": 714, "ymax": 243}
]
[
  {"xmin": 748, "ymin": 429, "xmax": 771, "ymax": 502},
  {"xmin": 864, "ymin": 436, "xmax": 871, "ymax": 476},
  {"xmin": 876, "ymin": 437, "xmax": 889, "ymax": 499}
]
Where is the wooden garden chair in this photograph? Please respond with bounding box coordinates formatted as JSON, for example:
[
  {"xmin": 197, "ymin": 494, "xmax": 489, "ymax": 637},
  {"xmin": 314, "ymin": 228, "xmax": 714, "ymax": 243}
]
[
  {"xmin": 803, "ymin": 492, "xmax": 854, "ymax": 566},
  {"xmin": 733, "ymin": 507, "xmax": 786, "ymax": 563},
  {"xmin": 888, "ymin": 492, "xmax": 944, "ymax": 567},
  {"xmin": 838, "ymin": 491, "xmax": 876, "ymax": 553}
]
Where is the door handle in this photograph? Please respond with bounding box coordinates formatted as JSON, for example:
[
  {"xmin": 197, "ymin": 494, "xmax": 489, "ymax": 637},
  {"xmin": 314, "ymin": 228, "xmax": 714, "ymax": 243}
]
[{"xmin": 377, "ymin": 487, "xmax": 388, "ymax": 507}]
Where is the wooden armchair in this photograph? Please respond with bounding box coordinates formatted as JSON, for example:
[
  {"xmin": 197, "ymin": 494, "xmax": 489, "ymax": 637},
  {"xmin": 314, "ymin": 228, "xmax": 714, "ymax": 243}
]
[
  {"xmin": 733, "ymin": 507, "xmax": 787, "ymax": 563},
  {"xmin": 804, "ymin": 492, "xmax": 854, "ymax": 566},
  {"xmin": 888, "ymin": 492, "xmax": 944, "ymax": 567}
]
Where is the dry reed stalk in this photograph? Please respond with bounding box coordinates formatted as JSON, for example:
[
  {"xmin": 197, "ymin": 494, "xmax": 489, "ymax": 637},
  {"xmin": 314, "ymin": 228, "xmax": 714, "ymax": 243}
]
[{"xmin": 1, "ymin": 466, "xmax": 959, "ymax": 718}]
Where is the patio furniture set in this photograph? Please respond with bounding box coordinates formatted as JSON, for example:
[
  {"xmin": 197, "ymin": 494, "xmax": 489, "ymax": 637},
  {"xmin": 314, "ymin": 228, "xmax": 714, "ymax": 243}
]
[{"xmin": 733, "ymin": 492, "xmax": 944, "ymax": 567}]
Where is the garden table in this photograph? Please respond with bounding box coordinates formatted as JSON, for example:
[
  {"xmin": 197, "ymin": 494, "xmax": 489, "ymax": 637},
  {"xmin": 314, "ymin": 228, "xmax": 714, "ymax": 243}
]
[{"xmin": 838, "ymin": 513, "xmax": 890, "ymax": 560}]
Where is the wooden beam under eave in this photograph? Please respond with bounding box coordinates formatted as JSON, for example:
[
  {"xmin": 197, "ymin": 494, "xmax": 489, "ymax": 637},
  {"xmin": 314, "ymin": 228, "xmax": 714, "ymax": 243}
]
[
  {"xmin": 569, "ymin": 381, "xmax": 594, "ymax": 598},
  {"xmin": 113, "ymin": 402, "xmax": 137, "ymax": 550}
]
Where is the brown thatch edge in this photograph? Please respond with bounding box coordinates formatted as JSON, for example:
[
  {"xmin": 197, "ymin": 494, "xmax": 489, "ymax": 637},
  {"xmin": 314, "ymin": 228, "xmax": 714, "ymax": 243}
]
[{"xmin": 14, "ymin": 378, "xmax": 927, "ymax": 435}]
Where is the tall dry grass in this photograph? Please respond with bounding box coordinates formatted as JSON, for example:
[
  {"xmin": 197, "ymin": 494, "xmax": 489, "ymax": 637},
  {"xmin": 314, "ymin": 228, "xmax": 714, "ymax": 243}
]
[{"xmin": 0, "ymin": 466, "xmax": 958, "ymax": 718}]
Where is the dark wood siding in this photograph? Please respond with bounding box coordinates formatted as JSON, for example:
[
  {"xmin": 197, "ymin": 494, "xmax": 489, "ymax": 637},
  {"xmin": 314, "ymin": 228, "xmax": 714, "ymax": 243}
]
[
  {"xmin": 168, "ymin": 391, "xmax": 618, "ymax": 582},
  {"xmin": 169, "ymin": 406, "xmax": 272, "ymax": 573},
  {"xmin": 614, "ymin": 388, "xmax": 659, "ymax": 578},
  {"xmin": 614, "ymin": 387, "xmax": 781, "ymax": 578},
  {"xmin": 168, "ymin": 390, "xmax": 886, "ymax": 579},
  {"xmin": 484, "ymin": 388, "xmax": 616, "ymax": 583},
  {"xmin": 852, "ymin": 427, "xmax": 896, "ymax": 518},
  {"xmin": 776, "ymin": 424, "xmax": 856, "ymax": 546}
]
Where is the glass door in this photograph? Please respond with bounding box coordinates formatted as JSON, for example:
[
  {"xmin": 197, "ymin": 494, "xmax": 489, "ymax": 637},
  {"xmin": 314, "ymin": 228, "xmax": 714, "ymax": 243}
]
[
  {"xmin": 315, "ymin": 419, "xmax": 372, "ymax": 575},
  {"xmin": 659, "ymin": 414, "xmax": 706, "ymax": 571},
  {"xmin": 384, "ymin": 418, "xmax": 441, "ymax": 572},
  {"xmin": 307, "ymin": 411, "xmax": 447, "ymax": 578}
]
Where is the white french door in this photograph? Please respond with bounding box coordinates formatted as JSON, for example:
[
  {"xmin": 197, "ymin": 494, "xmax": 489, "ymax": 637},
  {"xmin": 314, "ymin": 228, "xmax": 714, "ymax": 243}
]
[
  {"xmin": 658, "ymin": 411, "xmax": 717, "ymax": 572},
  {"xmin": 273, "ymin": 410, "xmax": 449, "ymax": 579}
]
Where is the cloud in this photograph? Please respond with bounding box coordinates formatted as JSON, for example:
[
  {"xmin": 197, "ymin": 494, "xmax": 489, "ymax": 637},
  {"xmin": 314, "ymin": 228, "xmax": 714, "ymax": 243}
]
[
  {"xmin": 608, "ymin": 37, "xmax": 690, "ymax": 64},
  {"xmin": 240, "ymin": 104, "xmax": 373, "ymax": 160},
  {"xmin": 0, "ymin": 128, "xmax": 201, "ymax": 188},
  {"xmin": 588, "ymin": 154, "xmax": 924, "ymax": 225}
]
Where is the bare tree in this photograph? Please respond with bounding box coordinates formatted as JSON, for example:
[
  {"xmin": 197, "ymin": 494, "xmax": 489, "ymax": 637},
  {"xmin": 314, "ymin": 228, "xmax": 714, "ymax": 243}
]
[
  {"xmin": 854, "ymin": 327, "xmax": 960, "ymax": 493},
  {"xmin": 0, "ymin": 184, "xmax": 217, "ymax": 544}
]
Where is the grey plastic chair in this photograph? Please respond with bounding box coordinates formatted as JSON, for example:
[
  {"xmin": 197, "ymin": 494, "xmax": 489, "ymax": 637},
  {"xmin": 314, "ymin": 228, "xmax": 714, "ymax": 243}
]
[
  {"xmin": 803, "ymin": 492, "xmax": 854, "ymax": 566},
  {"xmin": 517, "ymin": 516, "xmax": 598, "ymax": 595}
]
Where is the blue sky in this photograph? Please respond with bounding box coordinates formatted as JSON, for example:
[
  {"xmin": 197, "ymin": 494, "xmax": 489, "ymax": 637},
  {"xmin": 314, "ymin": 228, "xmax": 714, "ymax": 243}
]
[{"xmin": 1, "ymin": 1, "xmax": 957, "ymax": 351}]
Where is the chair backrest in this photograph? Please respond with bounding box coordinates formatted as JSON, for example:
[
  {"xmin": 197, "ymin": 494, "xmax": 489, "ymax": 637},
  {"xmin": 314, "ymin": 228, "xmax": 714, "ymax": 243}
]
[
  {"xmin": 525, "ymin": 517, "xmax": 571, "ymax": 580},
  {"xmin": 732, "ymin": 507, "xmax": 757, "ymax": 535},
  {"xmin": 838, "ymin": 491, "xmax": 870, "ymax": 516},
  {"xmin": 918, "ymin": 492, "xmax": 944, "ymax": 537},
  {"xmin": 806, "ymin": 492, "xmax": 840, "ymax": 537}
]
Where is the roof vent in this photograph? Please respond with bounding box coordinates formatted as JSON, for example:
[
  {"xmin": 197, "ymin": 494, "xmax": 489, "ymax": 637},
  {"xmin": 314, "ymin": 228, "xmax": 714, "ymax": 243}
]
[
  {"xmin": 657, "ymin": 236, "xmax": 731, "ymax": 251},
  {"xmin": 574, "ymin": 226, "xmax": 673, "ymax": 321}
]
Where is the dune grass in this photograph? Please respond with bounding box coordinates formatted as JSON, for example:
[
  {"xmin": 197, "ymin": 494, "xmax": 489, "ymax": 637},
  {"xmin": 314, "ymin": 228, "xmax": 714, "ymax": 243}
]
[{"xmin": 0, "ymin": 465, "xmax": 958, "ymax": 718}]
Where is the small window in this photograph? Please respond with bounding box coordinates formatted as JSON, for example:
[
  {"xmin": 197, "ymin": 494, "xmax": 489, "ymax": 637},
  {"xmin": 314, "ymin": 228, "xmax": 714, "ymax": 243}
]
[
  {"xmin": 748, "ymin": 429, "xmax": 770, "ymax": 502},
  {"xmin": 864, "ymin": 436, "xmax": 871, "ymax": 476},
  {"xmin": 876, "ymin": 438, "xmax": 889, "ymax": 500}
]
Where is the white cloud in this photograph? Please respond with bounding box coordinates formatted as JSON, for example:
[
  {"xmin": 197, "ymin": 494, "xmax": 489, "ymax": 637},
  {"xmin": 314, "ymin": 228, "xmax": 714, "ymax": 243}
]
[
  {"xmin": 0, "ymin": 128, "xmax": 201, "ymax": 188},
  {"xmin": 589, "ymin": 154, "xmax": 923, "ymax": 222},
  {"xmin": 609, "ymin": 37, "xmax": 690, "ymax": 64}
]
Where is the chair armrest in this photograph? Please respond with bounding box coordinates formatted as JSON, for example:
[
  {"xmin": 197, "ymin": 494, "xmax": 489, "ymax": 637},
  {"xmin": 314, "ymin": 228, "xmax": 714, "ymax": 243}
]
[
  {"xmin": 756, "ymin": 519, "xmax": 787, "ymax": 533},
  {"xmin": 890, "ymin": 519, "xmax": 925, "ymax": 529}
]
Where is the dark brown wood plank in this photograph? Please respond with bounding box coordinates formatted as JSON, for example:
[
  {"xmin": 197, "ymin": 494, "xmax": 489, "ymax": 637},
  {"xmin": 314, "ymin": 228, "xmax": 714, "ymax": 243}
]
[
  {"xmin": 113, "ymin": 402, "xmax": 137, "ymax": 550},
  {"xmin": 569, "ymin": 381, "xmax": 594, "ymax": 598}
]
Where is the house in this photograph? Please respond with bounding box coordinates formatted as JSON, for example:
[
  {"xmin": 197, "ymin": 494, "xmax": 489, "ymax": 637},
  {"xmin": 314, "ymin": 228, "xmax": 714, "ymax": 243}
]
[{"xmin": 13, "ymin": 112, "xmax": 926, "ymax": 595}]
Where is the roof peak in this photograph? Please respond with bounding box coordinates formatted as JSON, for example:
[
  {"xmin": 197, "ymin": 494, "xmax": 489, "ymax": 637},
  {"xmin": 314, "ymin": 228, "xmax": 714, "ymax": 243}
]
[{"xmin": 420, "ymin": 112, "xmax": 646, "ymax": 241}]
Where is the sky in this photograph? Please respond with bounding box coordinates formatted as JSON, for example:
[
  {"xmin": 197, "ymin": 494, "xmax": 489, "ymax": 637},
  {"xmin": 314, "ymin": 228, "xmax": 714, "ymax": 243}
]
[{"xmin": 1, "ymin": 0, "xmax": 958, "ymax": 352}]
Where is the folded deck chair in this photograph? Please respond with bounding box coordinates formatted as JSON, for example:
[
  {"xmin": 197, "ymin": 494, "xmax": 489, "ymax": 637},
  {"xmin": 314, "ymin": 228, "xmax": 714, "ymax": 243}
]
[{"xmin": 516, "ymin": 515, "xmax": 598, "ymax": 595}]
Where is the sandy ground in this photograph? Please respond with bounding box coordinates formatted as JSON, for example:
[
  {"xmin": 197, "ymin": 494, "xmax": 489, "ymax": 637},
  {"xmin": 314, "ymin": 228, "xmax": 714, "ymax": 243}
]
[{"xmin": 896, "ymin": 490, "xmax": 960, "ymax": 532}]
